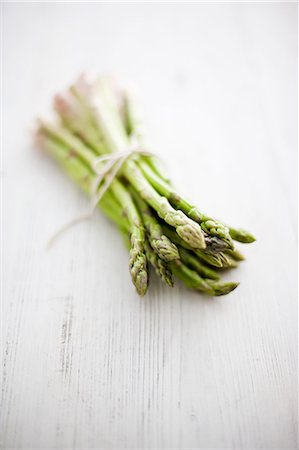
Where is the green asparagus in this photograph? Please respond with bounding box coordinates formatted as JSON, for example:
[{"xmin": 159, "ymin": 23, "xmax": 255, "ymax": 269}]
[{"xmin": 36, "ymin": 74, "xmax": 255, "ymax": 297}]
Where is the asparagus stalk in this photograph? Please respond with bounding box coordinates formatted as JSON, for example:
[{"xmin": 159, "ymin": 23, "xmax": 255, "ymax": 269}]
[
  {"xmin": 171, "ymin": 260, "xmax": 214, "ymax": 295},
  {"xmin": 110, "ymin": 182, "xmax": 148, "ymax": 297},
  {"xmin": 178, "ymin": 247, "xmax": 220, "ymax": 280},
  {"xmin": 171, "ymin": 261, "xmax": 239, "ymax": 296}
]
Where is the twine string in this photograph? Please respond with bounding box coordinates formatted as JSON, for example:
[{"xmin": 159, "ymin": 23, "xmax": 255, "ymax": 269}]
[{"xmin": 46, "ymin": 136, "xmax": 152, "ymax": 249}]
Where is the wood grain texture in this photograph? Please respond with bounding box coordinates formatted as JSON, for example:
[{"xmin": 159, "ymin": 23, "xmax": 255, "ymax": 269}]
[{"xmin": 2, "ymin": 2, "xmax": 297, "ymax": 449}]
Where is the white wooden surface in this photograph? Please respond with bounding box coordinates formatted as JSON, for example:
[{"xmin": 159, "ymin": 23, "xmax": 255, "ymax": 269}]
[{"xmin": 2, "ymin": 2, "xmax": 298, "ymax": 449}]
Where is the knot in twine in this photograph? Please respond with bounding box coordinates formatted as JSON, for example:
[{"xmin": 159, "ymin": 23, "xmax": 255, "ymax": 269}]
[{"xmin": 47, "ymin": 135, "xmax": 153, "ymax": 248}]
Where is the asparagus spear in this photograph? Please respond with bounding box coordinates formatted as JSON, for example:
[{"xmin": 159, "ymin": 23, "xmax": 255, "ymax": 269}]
[
  {"xmin": 178, "ymin": 247, "xmax": 220, "ymax": 280},
  {"xmin": 171, "ymin": 260, "xmax": 214, "ymax": 295},
  {"xmin": 110, "ymin": 181, "xmax": 148, "ymax": 297},
  {"xmin": 171, "ymin": 261, "xmax": 239, "ymax": 296}
]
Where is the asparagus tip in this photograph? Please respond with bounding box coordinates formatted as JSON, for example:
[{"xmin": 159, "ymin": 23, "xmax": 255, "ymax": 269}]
[
  {"xmin": 208, "ymin": 281, "xmax": 240, "ymax": 296},
  {"xmin": 134, "ymin": 270, "xmax": 149, "ymax": 297},
  {"xmin": 151, "ymin": 235, "xmax": 180, "ymax": 262},
  {"xmin": 229, "ymin": 228, "xmax": 256, "ymax": 243},
  {"xmin": 129, "ymin": 243, "xmax": 148, "ymax": 297},
  {"xmin": 177, "ymin": 222, "xmax": 206, "ymax": 250}
]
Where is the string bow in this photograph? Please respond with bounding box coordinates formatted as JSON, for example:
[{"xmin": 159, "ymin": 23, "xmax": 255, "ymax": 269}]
[{"xmin": 47, "ymin": 135, "xmax": 152, "ymax": 248}]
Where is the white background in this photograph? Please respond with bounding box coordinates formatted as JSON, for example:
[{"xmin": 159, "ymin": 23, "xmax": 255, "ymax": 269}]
[{"xmin": 2, "ymin": 2, "xmax": 298, "ymax": 449}]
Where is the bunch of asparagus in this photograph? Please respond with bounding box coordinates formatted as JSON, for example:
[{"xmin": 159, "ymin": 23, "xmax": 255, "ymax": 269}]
[{"xmin": 36, "ymin": 75, "xmax": 255, "ymax": 297}]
